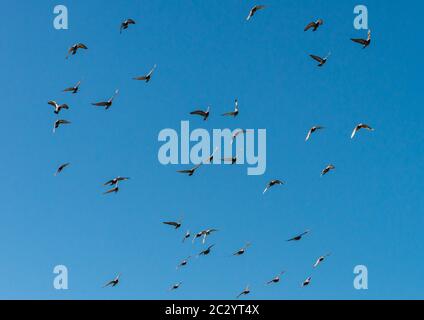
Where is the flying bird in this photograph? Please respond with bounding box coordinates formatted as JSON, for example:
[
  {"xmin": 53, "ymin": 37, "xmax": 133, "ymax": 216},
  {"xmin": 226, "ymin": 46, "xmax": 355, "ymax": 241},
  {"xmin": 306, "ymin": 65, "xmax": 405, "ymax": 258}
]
[
  {"xmin": 170, "ymin": 282, "xmax": 182, "ymax": 291},
  {"xmin": 55, "ymin": 163, "xmax": 70, "ymax": 176},
  {"xmin": 63, "ymin": 81, "xmax": 81, "ymax": 94},
  {"xmin": 182, "ymin": 230, "xmax": 191, "ymax": 243},
  {"xmin": 177, "ymin": 257, "xmax": 191, "ymax": 269},
  {"xmin": 267, "ymin": 272, "xmax": 286, "ymax": 285},
  {"xmin": 305, "ymin": 126, "xmax": 325, "ymax": 142},
  {"xmin": 66, "ymin": 43, "xmax": 88, "ymax": 59},
  {"xmin": 304, "ymin": 19, "xmax": 324, "ymax": 32},
  {"xmin": 103, "ymin": 186, "xmax": 119, "ymax": 195},
  {"xmin": 200, "ymin": 229, "xmax": 219, "ymax": 244},
  {"xmin": 163, "ymin": 221, "xmax": 182, "ymax": 230},
  {"xmin": 351, "ymin": 30, "xmax": 372, "ymax": 48},
  {"xmin": 53, "ymin": 120, "xmax": 71, "ymax": 133},
  {"xmin": 237, "ymin": 286, "xmax": 251, "ymax": 299},
  {"xmin": 133, "ymin": 64, "xmax": 157, "ymax": 83},
  {"xmin": 199, "ymin": 245, "xmax": 215, "ymax": 256},
  {"xmin": 120, "ymin": 18, "xmax": 136, "ymax": 33},
  {"xmin": 48, "ymin": 101, "xmax": 69, "ymax": 115},
  {"xmin": 92, "ymin": 90, "xmax": 119, "ymax": 110},
  {"xmin": 351, "ymin": 123, "xmax": 374, "ymax": 139},
  {"xmin": 321, "ymin": 164, "xmax": 335, "ymax": 177},
  {"xmin": 177, "ymin": 164, "xmax": 202, "ymax": 176},
  {"xmin": 309, "ymin": 53, "xmax": 331, "ymax": 67},
  {"xmin": 222, "ymin": 99, "xmax": 239, "ymax": 117},
  {"xmin": 314, "ymin": 254, "xmax": 331, "ymax": 268},
  {"xmin": 103, "ymin": 177, "xmax": 130, "ymax": 187},
  {"xmin": 287, "ymin": 230, "xmax": 310, "ymax": 242},
  {"xmin": 246, "ymin": 5, "xmax": 265, "ymax": 21},
  {"xmin": 103, "ymin": 274, "xmax": 120, "ymax": 288},
  {"xmin": 190, "ymin": 106, "xmax": 210, "ymax": 121},
  {"xmin": 263, "ymin": 180, "xmax": 284, "ymax": 194},
  {"xmin": 233, "ymin": 243, "xmax": 251, "ymax": 256},
  {"xmin": 302, "ymin": 277, "xmax": 312, "ymax": 287}
]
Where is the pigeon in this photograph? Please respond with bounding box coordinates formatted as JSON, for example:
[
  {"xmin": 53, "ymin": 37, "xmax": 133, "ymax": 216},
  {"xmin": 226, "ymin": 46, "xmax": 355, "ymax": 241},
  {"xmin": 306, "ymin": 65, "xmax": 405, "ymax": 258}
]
[
  {"xmin": 351, "ymin": 123, "xmax": 374, "ymax": 139},
  {"xmin": 63, "ymin": 81, "xmax": 81, "ymax": 94},
  {"xmin": 103, "ymin": 177, "xmax": 130, "ymax": 187},
  {"xmin": 48, "ymin": 101, "xmax": 69, "ymax": 115},
  {"xmin": 310, "ymin": 53, "xmax": 331, "ymax": 67},
  {"xmin": 302, "ymin": 277, "xmax": 312, "ymax": 287},
  {"xmin": 163, "ymin": 221, "xmax": 182, "ymax": 230},
  {"xmin": 233, "ymin": 243, "xmax": 251, "ymax": 256},
  {"xmin": 199, "ymin": 245, "xmax": 215, "ymax": 256},
  {"xmin": 55, "ymin": 163, "xmax": 70, "ymax": 176},
  {"xmin": 92, "ymin": 90, "xmax": 119, "ymax": 110},
  {"xmin": 182, "ymin": 231, "xmax": 191, "ymax": 243},
  {"xmin": 263, "ymin": 180, "xmax": 284, "ymax": 194},
  {"xmin": 314, "ymin": 254, "xmax": 331, "ymax": 268},
  {"xmin": 222, "ymin": 99, "xmax": 239, "ymax": 117},
  {"xmin": 177, "ymin": 257, "xmax": 191, "ymax": 269},
  {"xmin": 133, "ymin": 64, "xmax": 157, "ymax": 83},
  {"xmin": 246, "ymin": 5, "xmax": 265, "ymax": 21},
  {"xmin": 287, "ymin": 230, "xmax": 310, "ymax": 242},
  {"xmin": 53, "ymin": 120, "xmax": 71, "ymax": 133},
  {"xmin": 237, "ymin": 286, "xmax": 251, "ymax": 298},
  {"xmin": 171, "ymin": 282, "xmax": 182, "ymax": 291},
  {"xmin": 321, "ymin": 165, "xmax": 335, "ymax": 177},
  {"xmin": 66, "ymin": 43, "xmax": 88, "ymax": 59},
  {"xmin": 351, "ymin": 30, "xmax": 372, "ymax": 48},
  {"xmin": 304, "ymin": 19, "xmax": 324, "ymax": 32},
  {"xmin": 267, "ymin": 272, "xmax": 286, "ymax": 285},
  {"xmin": 120, "ymin": 18, "xmax": 136, "ymax": 33},
  {"xmin": 190, "ymin": 107, "xmax": 210, "ymax": 121},
  {"xmin": 305, "ymin": 126, "xmax": 325, "ymax": 141},
  {"xmin": 103, "ymin": 274, "xmax": 120, "ymax": 288}
]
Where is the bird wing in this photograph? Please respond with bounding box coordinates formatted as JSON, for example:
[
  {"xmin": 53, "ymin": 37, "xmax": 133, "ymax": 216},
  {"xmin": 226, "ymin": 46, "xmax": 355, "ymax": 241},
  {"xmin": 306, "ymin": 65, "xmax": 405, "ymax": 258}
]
[
  {"xmin": 127, "ymin": 19, "xmax": 136, "ymax": 25},
  {"xmin": 92, "ymin": 102, "xmax": 108, "ymax": 107},
  {"xmin": 310, "ymin": 55, "xmax": 324, "ymax": 63},
  {"xmin": 163, "ymin": 221, "xmax": 179, "ymax": 227},
  {"xmin": 134, "ymin": 76, "xmax": 148, "ymax": 81},
  {"xmin": 351, "ymin": 127, "xmax": 359, "ymax": 139},
  {"xmin": 77, "ymin": 43, "xmax": 88, "ymax": 49},
  {"xmin": 177, "ymin": 170, "xmax": 192, "ymax": 174},
  {"xmin": 305, "ymin": 129, "xmax": 313, "ymax": 141},
  {"xmin": 351, "ymin": 38, "xmax": 367, "ymax": 45},
  {"xmin": 190, "ymin": 110, "xmax": 206, "ymax": 116},
  {"xmin": 304, "ymin": 22, "xmax": 315, "ymax": 31},
  {"xmin": 103, "ymin": 187, "xmax": 118, "ymax": 195}
]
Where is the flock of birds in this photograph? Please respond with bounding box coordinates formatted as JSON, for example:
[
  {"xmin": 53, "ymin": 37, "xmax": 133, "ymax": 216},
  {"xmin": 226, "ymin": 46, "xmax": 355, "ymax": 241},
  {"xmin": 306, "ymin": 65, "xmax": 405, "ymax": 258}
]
[{"xmin": 48, "ymin": 5, "xmax": 374, "ymax": 298}]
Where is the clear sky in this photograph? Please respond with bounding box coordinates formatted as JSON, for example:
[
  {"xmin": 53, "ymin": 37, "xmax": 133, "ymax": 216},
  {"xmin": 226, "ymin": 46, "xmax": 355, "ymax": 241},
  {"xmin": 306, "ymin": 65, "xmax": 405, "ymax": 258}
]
[{"xmin": 0, "ymin": 0, "xmax": 423, "ymax": 300}]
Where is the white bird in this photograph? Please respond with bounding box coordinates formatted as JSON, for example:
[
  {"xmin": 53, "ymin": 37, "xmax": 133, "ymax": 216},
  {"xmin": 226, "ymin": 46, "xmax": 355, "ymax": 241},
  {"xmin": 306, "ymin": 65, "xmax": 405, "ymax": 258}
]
[
  {"xmin": 305, "ymin": 126, "xmax": 325, "ymax": 141},
  {"xmin": 48, "ymin": 101, "xmax": 69, "ymax": 115},
  {"xmin": 246, "ymin": 5, "xmax": 265, "ymax": 21},
  {"xmin": 314, "ymin": 253, "xmax": 331, "ymax": 268},
  {"xmin": 263, "ymin": 180, "xmax": 284, "ymax": 194},
  {"xmin": 351, "ymin": 123, "xmax": 374, "ymax": 139}
]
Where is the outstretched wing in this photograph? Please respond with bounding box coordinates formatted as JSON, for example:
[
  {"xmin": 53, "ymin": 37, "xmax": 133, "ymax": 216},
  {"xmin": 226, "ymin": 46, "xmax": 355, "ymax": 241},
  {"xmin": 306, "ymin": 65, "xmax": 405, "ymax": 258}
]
[
  {"xmin": 304, "ymin": 22, "xmax": 315, "ymax": 32},
  {"xmin": 310, "ymin": 55, "xmax": 324, "ymax": 63}
]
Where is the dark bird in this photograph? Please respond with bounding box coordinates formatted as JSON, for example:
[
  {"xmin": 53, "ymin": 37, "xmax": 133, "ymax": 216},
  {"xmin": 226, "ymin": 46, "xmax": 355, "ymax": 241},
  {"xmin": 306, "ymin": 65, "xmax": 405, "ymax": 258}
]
[
  {"xmin": 190, "ymin": 107, "xmax": 210, "ymax": 121},
  {"xmin": 321, "ymin": 164, "xmax": 335, "ymax": 177},
  {"xmin": 163, "ymin": 221, "xmax": 182, "ymax": 230},
  {"xmin": 314, "ymin": 253, "xmax": 331, "ymax": 268},
  {"xmin": 309, "ymin": 53, "xmax": 331, "ymax": 67},
  {"xmin": 92, "ymin": 90, "xmax": 119, "ymax": 110},
  {"xmin": 351, "ymin": 30, "xmax": 371, "ymax": 48},
  {"xmin": 55, "ymin": 163, "xmax": 70, "ymax": 176},
  {"xmin": 104, "ymin": 177, "xmax": 130, "ymax": 187},
  {"xmin": 48, "ymin": 101, "xmax": 69, "ymax": 115},
  {"xmin": 63, "ymin": 81, "xmax": 81, "ymax": 94},
  {"xmin": 66, "ymin": 43, "xmax": 88, "ymax": 59},
  {"xmin": 103, "ymin": 186, "xmax": 119, "ymax": 195},
  {"xmin": 199, "ymin": 245, "xmax": 215, "ymax": 256},
  {"xmin": 171, "ymin": 282, "xmax": 182, "ymax": 291},
  {"xmin": 351, "ymin": 123, "xmax": 374, "ymax": 139},
  {"xmin": 53, "ymin": 120, "xmax": 71, "ymax": 133},
  {"xmin": 120, "ymin": 18, "xmax": 136, "ymax": 33},
  {"xmin": 133, "ymin": 64, "xmax": 157, "ymax": 83},
  {"xmin": 177, "ymin": 257, "xmax": 191, "ymax": 269},
  {"xmin": 267, "ymin": 272, "xmax": 286, "ymax": 285},
  {"xmin": 304, "ymin": 19, "xmax": 324, "ymax": 32},
  {"xmin": 246, "ymin": 5, "xmax": 265, "ymax": 21},
  {"xmin": 302, "ymin": 277, "xmax": 312, "ymax": 287},
  {"xmin": 222, "ymin": 99, "xmax": 239, "ymax": 117},
  {"xmin": 195, "ymin": 229, "xmax": 219, "ymax": 244},
  {"xmin": 182, "ymin": 230, "xmax": 191, "ymax": 243},
  {"xmin": 306, "ymin": 126, "xmax": 324, "ymax": 142},
  {"xmin": 177, "ymin": 164, "xmax": 202, "ymax": 176},
  {"xmin": 103, "ymin": 274, "xmax": 120, "ymax": 288},
  {"xmin": 233, "ymin": 243, "xmax": 251, "ymax": 256},
  {"xmin": 237, "ymin": 286, "xmax": 251, "ymax": 299},
  {"xmin": 263, "ymin": 180, "xmax": 284, "ymax": 194},
  {"xmin": 287, "ymin": 230, "xmax": 310, "ymax": 242}
]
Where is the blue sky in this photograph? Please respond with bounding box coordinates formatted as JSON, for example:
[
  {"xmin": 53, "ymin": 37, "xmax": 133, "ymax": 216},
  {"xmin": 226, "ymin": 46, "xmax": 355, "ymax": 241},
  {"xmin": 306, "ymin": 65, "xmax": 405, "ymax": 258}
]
[{"xmin": 0, "ymin": 0, "xmax": 423, "ymax": 300}]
